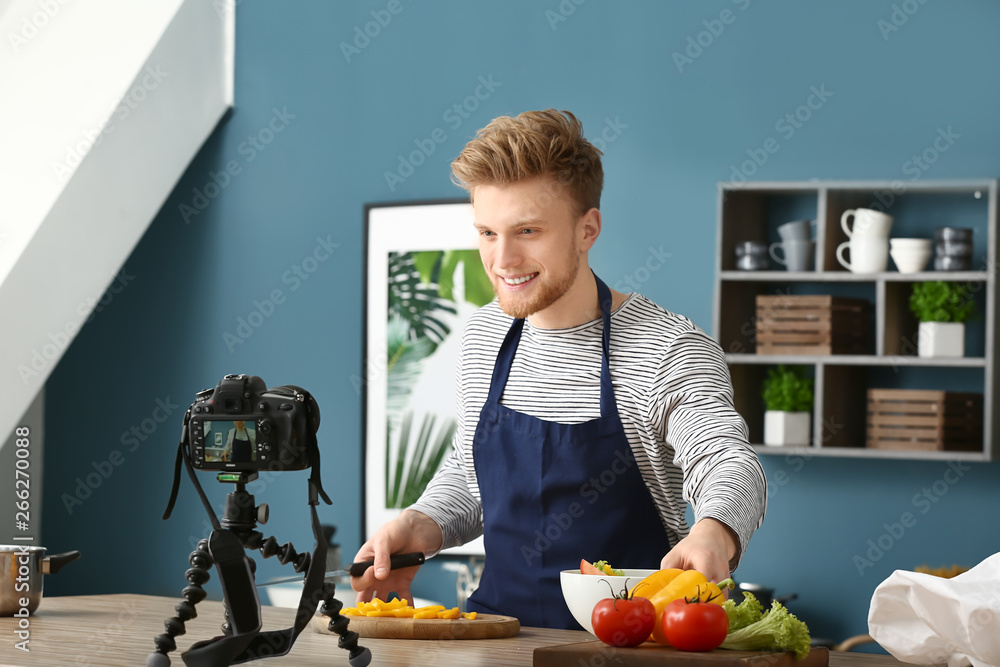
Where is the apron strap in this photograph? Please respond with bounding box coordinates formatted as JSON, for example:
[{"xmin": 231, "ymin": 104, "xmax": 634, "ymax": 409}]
[{"xmin": 594, "ymin": 273, "xmax": 619, "ymax": 419}]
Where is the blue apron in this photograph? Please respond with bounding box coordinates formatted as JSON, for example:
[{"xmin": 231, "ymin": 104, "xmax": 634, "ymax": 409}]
[
  {"xmin": 231, "ymin": 430, "xmax": 252, "ymax": 463},
  {"xmin": 466, "ymin": 274, "xmax": 672, "ymax": 629}
]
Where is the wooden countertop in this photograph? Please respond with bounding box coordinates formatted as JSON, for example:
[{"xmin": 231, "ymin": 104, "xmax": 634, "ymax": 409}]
[{"xmin": 0, "ymin": 594, "xmax": 908, "ymax": 667}]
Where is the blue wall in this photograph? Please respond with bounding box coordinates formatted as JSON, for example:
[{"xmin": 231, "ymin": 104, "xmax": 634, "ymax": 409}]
[{"xmin": 42, "ymin": 0, "xmax": 1000, "ymax": 646}]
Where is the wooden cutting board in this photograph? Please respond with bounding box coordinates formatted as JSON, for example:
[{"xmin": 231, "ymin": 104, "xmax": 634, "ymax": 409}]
[
  {"xmin": 311, "ymin": 612, "xmax": 520, "ymax": 640},
  {"xmin": 532, "ymin": 641, "xmax": 829, "ymax": 666}
]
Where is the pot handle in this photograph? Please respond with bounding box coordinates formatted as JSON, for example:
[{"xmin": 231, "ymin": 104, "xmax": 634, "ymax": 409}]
[{"xmin": 42, "ymin": 550, "xmax": 81, "ymax": 575}]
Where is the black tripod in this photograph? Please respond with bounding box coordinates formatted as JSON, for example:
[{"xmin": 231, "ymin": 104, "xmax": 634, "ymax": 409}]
[{"xmin": 148, "ymin": 439, "xmax": 370, "ymax": 667}]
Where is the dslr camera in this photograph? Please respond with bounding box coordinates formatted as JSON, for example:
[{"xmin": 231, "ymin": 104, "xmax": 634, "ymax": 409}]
[{"xmin": 187, "ymin": 374, "xmax": 319, "ymax": 472}]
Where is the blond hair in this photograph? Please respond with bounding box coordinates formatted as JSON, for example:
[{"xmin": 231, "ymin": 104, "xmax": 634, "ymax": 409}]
[{"xmin": 451, "ymin": 109, "xmax": 603, "ymax": 215}]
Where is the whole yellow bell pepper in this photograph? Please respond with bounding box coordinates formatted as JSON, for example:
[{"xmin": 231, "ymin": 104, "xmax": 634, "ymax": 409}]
[{"xmin": 630, "ymin": 569, "xmax": 734, "ymax": 645}]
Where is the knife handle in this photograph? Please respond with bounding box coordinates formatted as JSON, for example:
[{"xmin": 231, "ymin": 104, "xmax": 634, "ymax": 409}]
[{"xmin": 348, "ymin": 552, "xmax": 425, "ymax": 578}]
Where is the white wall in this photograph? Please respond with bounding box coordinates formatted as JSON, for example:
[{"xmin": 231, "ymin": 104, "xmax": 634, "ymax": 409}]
[{"xmin": 0, "ymin": 0, "xmax": 234, "ymax": 446}]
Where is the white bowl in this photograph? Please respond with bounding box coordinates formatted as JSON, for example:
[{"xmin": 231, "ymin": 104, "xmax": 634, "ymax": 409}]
[
  {"xmin": 560, "ymin": 569, "xmax": 657, "ymax": 634},
  {"xmin": 889, "ymin": 237, "xmax": 932, "ymax": 251},
  {"xmin": 890, "ymin": 248, "xmax": 932, "ymax": 273}
]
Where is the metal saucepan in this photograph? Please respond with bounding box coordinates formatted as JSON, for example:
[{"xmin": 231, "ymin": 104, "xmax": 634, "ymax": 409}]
[
  {"xmin": 732, "ymin": 581, "xmax": 797, "ymax": 608},
  {"xmin": 1, "ymin": 545, "xmax": 80, "ymax": 615}
]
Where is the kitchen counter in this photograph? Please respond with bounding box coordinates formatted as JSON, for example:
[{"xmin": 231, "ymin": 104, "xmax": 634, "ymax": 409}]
[{"xmin": 0, "ymin": 594, "xmax": 909, "ymax": 667}]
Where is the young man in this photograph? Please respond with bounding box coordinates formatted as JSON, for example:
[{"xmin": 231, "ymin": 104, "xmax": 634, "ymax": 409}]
[{"xmin": 353, "ymin": 109, "xmax": 767, "ymax": 630}]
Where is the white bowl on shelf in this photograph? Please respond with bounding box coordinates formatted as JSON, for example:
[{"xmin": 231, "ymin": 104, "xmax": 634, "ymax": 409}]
[{"xmin": 890, "ymin": 247, "xmax": 932, "ymax": 273}]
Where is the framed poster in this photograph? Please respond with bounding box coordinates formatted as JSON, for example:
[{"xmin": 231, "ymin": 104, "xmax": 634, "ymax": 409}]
[{"xmin": 362, "ymin": 200, "xmax": 493, "ymax": 556}]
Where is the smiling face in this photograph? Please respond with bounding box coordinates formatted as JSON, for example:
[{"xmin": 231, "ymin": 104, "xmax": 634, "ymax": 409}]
[{"xmin": 473, "ymin": 176, "xmax": 600, "ymax": 326}]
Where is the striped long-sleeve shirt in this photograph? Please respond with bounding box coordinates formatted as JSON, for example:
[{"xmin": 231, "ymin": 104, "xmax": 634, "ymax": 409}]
[{"xmin": 409, "ymin": 293, "xmax": 767, "ymax": 572}]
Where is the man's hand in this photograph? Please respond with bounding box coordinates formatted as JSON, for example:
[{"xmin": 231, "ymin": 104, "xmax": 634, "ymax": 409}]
[
  {"xmin": 660, "ymin": 518, "xmax": 738, "ymax": 586},
  {"xmin": 351, "ymin": 509, "xmax": 444, "ymax": 605}
]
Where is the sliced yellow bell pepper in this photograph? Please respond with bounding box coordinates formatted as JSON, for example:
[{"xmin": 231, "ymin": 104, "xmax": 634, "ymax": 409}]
[
  {"xmin": 628, "ymin": 568, "xmax": 683, "ymax": 599},
  {"xmin": 347, "ymin": 597, "xmax": 479, "ymax": 621}
]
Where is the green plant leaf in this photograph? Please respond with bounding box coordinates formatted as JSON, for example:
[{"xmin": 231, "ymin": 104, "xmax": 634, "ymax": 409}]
[
  {"xmin": 454, "ymin": 249, "xmax": 496, "ymax": 307},
  {"xmin": 385, "ymin": 315, "xmax": 434, "ymax": 430},
  {"xmin": 386, "ymin": 410, "xmax": 456, "ymax": 509},
  {"xmin": 909, "ymin": 281, "xmax": 977, "ymax": 323},
  {"xmin": 388, "ymin": 252, "xmax": 457, "ymax": 345},
  {"xmin": 412, "ymin": 250, "xmax": 443, "ymax": 286},
  {"xmin": 761, "ymin": 365, "xmax": 814, "ymax": 412},
  {"xmin": 386, "ymin": 411, "xmax": 412, "ymax": 508}
]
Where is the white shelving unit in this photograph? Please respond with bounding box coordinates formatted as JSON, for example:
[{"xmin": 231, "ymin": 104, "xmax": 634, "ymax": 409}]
[{"xmin": 712, "ymin": 180, "xmax": 998, "ymax": 461}]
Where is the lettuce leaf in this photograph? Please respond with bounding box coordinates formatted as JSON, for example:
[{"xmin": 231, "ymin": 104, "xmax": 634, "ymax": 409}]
[
  {"xmin": 592, "ymin": 560, "xmax": 624, "ymax": 576},
  {"xmin": 722, "ymin": 591, "xmax": 764, "ymax": 631},
  {"xmin": 720, "ymin": 598, "xmax": 811, "ymax": 660}
]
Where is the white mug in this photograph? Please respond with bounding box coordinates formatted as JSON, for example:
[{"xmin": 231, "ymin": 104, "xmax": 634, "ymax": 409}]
[
  {"xmin": 837, "ymin": 237, "xmax": 889, "ymax": 273},
  {"xmin": 841, "ymin": 208, "xmax": 893, "ymax": 239}
]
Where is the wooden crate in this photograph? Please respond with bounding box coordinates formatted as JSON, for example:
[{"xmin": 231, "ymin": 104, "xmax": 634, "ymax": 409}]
[
  {"xmin": 755, "ymin": 295, "xmax": 869, "ymax": 355},
  {"xmin": 867, "ymin": 389, "xmax": 983, "ymax": 451}
]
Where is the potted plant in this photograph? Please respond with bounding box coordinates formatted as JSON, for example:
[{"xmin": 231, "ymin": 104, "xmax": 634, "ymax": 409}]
[
  {"xmin": 762, "ymin": 365, "xmax": 813, "ymax": 446},
  {"xmin": 909, "ymin": 281, "xmax": 976, "ymax": 358}
]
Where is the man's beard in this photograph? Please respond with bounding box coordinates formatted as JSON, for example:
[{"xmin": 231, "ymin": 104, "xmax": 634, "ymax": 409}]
[{"xmin": 493, "ymin": 253, "xmax": 580, "ymax": 320}]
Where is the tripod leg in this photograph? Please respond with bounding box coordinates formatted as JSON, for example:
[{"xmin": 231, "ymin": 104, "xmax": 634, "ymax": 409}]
[
  {"xmin": 221, "ymin": 548, "xmax": 257, "ymax": 636},
  {"xmin": 317, "ymin": 582, "xmax": 371, "ymax": 667},
  {"xmin": 147, "ymin": 539, "xmax": 214, "ymax": 667}
]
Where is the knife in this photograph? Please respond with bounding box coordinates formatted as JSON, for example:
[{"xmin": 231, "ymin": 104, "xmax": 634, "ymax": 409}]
[{"xmin": 255, "ymin": 551, "xmax": 425, "ymax": 588}]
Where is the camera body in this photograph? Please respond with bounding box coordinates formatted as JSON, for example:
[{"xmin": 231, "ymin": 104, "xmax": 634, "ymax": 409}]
[{"xmin": 187, "ymin": 374, "xmax": 320, "ymax": 472}]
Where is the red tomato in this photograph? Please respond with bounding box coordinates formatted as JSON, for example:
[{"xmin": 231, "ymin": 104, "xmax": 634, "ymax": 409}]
[
  {"xmin": 580, "ymin": 559, "xmax": 603, "ymax": 575},
  {"xmin": 661, "ymin": 598, "xmax": 729, "ymax": 652},
  {"xmin": 591, "ymin": 595, "xmax": 656, "ymax": 647}
]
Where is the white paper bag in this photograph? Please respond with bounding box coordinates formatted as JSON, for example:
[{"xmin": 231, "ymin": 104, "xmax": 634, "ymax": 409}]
[{"xmin": 868, "ymin": 552, "xmax": 1000, "ymax": 667}]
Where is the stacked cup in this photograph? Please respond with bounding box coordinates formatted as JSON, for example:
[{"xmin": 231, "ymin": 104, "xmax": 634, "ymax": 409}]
[
  {"xmin": 934, "ymin": 227, "xmax": 973, "ymax": 271},
  {"xmin": 769, "ymin": 220, "xmax": 815, "ymax": 272},
  {"xmin": 837, "ymin": 208, "xmax": 893, "ymax": 273}
]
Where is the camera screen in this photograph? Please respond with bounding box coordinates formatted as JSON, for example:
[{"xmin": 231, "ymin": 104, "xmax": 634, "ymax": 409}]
[{"xmin": 201, "ymin": 420, "xmax": 257, "ymax": 463}]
